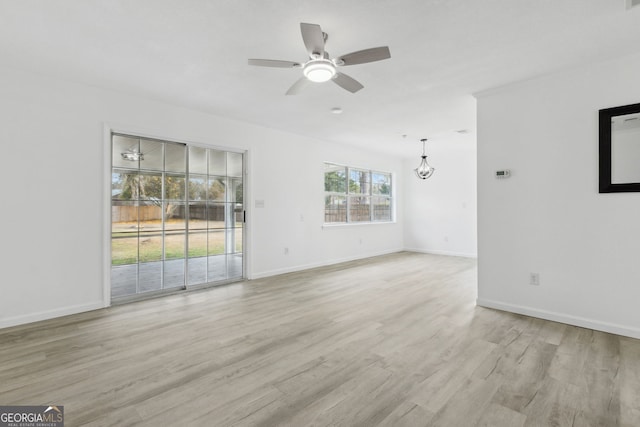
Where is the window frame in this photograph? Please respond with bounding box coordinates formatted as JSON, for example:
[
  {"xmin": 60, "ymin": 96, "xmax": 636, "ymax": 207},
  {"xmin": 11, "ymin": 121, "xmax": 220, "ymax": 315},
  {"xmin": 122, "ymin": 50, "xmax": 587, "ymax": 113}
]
[{"xmin": 324, "ymin": 162, "xmax": 394, "ymax": 225}]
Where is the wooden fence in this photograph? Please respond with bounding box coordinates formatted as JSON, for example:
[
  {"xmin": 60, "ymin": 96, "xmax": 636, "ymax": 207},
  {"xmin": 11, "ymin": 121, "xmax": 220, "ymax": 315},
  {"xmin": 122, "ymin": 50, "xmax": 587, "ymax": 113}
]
[
  {"xmin": 112, "ymin": 204, "xmax": 229, "ymax": 223},
  {"xmin": 324, "ymin": 204, "xmax": 391, "ymax": 222}
]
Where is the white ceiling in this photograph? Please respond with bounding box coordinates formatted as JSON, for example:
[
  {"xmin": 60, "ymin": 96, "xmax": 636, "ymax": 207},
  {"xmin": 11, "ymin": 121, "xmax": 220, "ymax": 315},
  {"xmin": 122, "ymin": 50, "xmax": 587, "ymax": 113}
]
[{"xmin": 1, "ymin": 0, "xmax": 640, "ymax": 158}]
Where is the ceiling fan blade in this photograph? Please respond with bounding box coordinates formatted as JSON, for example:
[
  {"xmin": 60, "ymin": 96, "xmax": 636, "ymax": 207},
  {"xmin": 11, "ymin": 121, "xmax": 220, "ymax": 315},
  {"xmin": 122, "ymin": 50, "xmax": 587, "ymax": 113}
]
[
  {"xmin": 248, "ymin": 59, "xmax": 301, "ymax": 68},
  {"xmin": 300, "ymin": 23, "xmax": 325, "ymax": 58},
  {"xmin": 332, "ymin": 72, "xmax": 364, "ymax": 93},
  {"xmin": 336, "ymin": 46, "xmax": 391, "ymax": 66},
  {"xmin": 285, "ymin": 77, "xmax": 311, "ymax": 95}
]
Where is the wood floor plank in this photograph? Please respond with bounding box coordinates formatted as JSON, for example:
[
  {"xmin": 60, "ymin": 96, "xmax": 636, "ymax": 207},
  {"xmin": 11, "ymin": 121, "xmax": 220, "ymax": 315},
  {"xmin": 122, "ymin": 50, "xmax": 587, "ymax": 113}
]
[
  {"xmin": 520, "ymin": 377, "xmax": 581, "ymax": 427},
  {"xmin": 477, "ymin": 403, "xmax": 527, "ymax": 427},
  {"xmin": 489, "ymin": 339, "xmax": 559, "ymax": 413},
  {"xmin": 426, "ymin": 376, "xmax": 502, "ymax": 426},
  {"xmin": 377, "ymin": 401, "xmax": 435, "ymax": 427},
  {"xmin": 618, "ymin": 338, "xmax": 640, "ymax": 426},
  {"xmin": 1, "ymin": 252, "xmax": 639, "ymax": 426},
  {"xmin": 408, "ymin": 338, "xmax": 498, "ymax": 413}
]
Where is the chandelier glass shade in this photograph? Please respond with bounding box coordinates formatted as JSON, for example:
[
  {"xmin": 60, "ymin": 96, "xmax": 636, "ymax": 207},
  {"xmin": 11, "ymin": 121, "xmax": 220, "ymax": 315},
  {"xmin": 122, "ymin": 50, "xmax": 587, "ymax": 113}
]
[
  {"xmin": 121, "ymin": 148, "xmax": 144, "ymax": 161},
  {"xmin": 414, "ymin": 138, "xmax": 435, "ymax": 180}
]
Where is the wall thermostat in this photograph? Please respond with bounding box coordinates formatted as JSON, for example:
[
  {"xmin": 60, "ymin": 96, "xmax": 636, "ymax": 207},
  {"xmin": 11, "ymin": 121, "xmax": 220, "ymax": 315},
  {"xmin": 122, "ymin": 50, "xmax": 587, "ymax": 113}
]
[{"xmin": 495, "ymin": 169, "xmax": 511, "ymax": 179}]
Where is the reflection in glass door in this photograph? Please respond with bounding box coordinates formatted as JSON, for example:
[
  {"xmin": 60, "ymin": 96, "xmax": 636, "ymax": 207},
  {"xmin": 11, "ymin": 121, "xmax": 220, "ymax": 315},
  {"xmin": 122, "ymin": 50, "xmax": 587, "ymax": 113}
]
[
  {"xmin": 186, "ymin": 146, "xmax": 244, "ymax": 286},
  {"xmin": 111, "ymin": 134, "xmax": 244, "ymax": 300}
]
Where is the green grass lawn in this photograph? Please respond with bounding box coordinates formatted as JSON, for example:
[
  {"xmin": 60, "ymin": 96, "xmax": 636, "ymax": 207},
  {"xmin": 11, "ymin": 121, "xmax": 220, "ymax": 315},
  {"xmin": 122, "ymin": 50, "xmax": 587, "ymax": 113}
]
[{"xmin": 112, "ymin": 228, "xmax": 242, "ymax": 266}]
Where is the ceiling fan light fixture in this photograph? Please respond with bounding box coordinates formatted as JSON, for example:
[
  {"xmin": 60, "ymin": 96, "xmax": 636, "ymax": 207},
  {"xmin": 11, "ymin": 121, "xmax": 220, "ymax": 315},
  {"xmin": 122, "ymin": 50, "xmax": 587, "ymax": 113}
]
[{"xmin": 303, "ymin": 59, "xmax": 336, "ymax": 82}]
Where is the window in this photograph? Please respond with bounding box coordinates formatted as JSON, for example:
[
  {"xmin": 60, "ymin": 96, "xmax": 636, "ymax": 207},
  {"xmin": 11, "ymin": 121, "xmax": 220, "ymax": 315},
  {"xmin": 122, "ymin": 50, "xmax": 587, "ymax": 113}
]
[{"xmin": 324, "ymin": 162, "xmax": 392, "ymax": 224}]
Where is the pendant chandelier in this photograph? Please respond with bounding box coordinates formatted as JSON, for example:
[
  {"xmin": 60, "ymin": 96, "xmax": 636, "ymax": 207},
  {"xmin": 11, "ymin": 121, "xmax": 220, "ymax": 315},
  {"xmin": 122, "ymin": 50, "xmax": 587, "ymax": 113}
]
[
  {"xmin": 121, "ymin": 147, "xmax": 144, "ymax": 162},
  {"xmin": 414, "ymin": 138, "xmax": 435, "ymax": 180}
]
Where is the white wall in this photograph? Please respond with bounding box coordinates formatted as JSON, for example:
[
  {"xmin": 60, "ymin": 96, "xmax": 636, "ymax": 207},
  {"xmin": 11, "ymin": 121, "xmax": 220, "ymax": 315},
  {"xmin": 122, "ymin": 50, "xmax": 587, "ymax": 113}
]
[
  {"xmin": 476, "ymin": 52, "xmax": 640, "ymax": 339},
  {"xmin": 403, "ymin": 144, "xmax": 477, "ymax": 258},
  {"xmin": 0, "ymin": 66, "xmax": 404, "ymax": 328},
  {"xmin": 249, "ymin": 140, "xmax": 405, "ymax": 278}
]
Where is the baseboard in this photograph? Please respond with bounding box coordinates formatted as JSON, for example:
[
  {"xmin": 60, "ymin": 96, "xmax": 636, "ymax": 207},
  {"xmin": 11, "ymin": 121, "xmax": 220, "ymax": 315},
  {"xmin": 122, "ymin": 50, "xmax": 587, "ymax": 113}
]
[
  {"xmin": 250, "ymin": 248, "xmax": 403, "ymax": 280},
  {"xmin": 404, "ymin": 247, "xmax": 477, "ymax": 259},
  {"xmin": 476, "ymin": 298, "xmax": 640, "ymax": 340},
  {"xmin": 0, "ymin": 301, "xmax": 105, "ymax": 330}
]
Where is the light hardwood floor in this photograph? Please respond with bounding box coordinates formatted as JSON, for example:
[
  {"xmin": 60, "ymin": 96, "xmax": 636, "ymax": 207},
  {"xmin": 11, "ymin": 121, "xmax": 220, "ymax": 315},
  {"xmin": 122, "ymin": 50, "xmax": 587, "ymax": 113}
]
[{"xmin": 1, "ymin": 252, "xmax": 639, "ymax": 426}]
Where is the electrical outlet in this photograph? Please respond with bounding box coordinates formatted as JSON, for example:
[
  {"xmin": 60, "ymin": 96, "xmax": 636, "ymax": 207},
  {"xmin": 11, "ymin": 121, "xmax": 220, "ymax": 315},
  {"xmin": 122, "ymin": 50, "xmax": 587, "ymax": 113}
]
[{"xmin": 529, "ymin": 273, "xmax": 540, "ymax": 286}]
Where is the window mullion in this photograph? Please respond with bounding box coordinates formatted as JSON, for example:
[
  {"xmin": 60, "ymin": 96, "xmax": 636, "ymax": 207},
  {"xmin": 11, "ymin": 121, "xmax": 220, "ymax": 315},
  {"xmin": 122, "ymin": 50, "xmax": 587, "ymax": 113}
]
[
  {"xmin": 368, "ymin": 170, "xmax": 373, "ymax": 222},
  {"xmin": 346, "ymin": 167, "xmax": 351, "ymax": 223}
]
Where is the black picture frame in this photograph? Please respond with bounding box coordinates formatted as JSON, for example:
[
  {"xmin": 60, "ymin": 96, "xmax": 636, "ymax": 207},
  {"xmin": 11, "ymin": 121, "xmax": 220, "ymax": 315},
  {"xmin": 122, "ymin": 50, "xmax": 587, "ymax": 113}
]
[{"xmin": 599, "ymin": 102, "xmax": 640, "ymax": 193}]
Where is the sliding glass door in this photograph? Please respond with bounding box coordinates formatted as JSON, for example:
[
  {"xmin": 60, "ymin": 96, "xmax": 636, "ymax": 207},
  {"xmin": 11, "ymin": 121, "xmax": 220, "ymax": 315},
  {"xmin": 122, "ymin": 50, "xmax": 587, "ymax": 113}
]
[
  {"xmin": 186, "ymin": 146, "xmax": 244, "ymax": 286},
  {"xmin": 111, "ymin": 134, "xmax": 244, "ymax": 300}
]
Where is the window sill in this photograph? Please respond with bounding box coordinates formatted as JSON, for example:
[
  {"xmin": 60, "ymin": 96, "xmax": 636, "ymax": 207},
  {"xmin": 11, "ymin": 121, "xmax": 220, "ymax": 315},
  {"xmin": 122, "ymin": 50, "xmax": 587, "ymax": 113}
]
[{"xmin": 322, "ymin": 221, "xmax": 396, "ymax": 229}]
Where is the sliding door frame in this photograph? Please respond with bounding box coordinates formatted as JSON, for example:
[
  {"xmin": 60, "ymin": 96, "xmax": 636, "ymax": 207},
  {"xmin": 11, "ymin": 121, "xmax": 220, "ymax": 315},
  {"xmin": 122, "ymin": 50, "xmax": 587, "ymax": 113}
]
[{"xmin": 102, "ymin": 123, "xmax": 250, "ymax": 307}]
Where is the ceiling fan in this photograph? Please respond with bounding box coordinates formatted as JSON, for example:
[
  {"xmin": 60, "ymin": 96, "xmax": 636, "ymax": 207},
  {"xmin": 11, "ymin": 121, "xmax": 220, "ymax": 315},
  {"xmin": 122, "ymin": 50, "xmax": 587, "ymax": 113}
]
[{"xmin": 248, "ymin": 23, "xmax": 391, "ymax": 95}]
